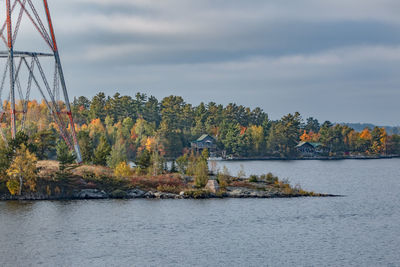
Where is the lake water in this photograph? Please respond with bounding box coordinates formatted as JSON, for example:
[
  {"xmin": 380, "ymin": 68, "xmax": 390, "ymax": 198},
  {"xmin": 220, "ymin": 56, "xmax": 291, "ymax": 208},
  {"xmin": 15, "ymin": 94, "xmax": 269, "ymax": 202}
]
[{"xmin": 1, "ymin": 159, "xmax": 400, "ymax": 266}]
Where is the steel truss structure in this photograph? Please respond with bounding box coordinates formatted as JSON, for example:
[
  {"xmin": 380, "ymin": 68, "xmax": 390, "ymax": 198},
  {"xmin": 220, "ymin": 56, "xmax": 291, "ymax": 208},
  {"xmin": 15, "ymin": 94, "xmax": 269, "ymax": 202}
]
[{"xmin": 0, "ymin": 0, "xmax": 82, "ymax": 162}]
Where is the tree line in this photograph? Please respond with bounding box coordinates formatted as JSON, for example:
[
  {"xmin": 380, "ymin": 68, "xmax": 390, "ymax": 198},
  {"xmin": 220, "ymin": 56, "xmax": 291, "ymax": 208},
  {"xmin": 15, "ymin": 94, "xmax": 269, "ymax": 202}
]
[{"xmin": 0, "ymin": 92, "xmax": 399, "ymax": 167}]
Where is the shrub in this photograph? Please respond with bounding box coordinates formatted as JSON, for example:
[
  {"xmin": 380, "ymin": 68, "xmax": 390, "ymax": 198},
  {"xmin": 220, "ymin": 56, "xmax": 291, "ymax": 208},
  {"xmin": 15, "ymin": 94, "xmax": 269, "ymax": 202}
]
[
  {"xmin": 249, "ymin": 175, "xmax": 258, "ymax": 183},
  {"xmin": 260, "ymin": 172, "xmax": 279, "ymax": 184},
  {"xmin": 156, "ymin": 184, "xmax": 182, "ymax": 194},
  {"xmin": 131, "ymin": 175, "xmax": 184, "ymax": 191},
  {"xmin": 110, "ymin": 189, "xmax": 127, "ymax": 198},
  {"xmin": 194, "ymin": 159, "xmax": 208, "ymax": 188},
  {"xmin": 184, "ymin": 189, "xmax": 211, "ymax": 199},
  {"xmin": 114, "ymin": 162, "xmax": 132, "ymax": 177}
]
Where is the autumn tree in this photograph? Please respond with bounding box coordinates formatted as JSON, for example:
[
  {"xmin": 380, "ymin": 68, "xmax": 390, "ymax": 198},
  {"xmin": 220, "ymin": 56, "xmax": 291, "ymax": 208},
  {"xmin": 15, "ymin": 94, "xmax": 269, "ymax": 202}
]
[
  {"xmin": 114, "ymin": 161, "xmax": 132, "ymax": 177},
  {"xmin": 6, "ymin": 144, "xmax": 38, "ymax": 196}
]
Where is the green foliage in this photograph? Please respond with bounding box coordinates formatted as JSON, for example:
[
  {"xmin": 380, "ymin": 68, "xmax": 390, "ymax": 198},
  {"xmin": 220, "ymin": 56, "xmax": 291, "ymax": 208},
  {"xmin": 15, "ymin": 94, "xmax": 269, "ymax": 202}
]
[
  {"xmin": 33, "ymin": 129, "xmax": 57, "ymax": 160},
  {"xmin": 194, "ymin": 157, "xmax": 209, "ymax": 188},
  {"xmin": 184, "ymin": 189, "xmax": 211, "ymax": 199},
  {"xmin": 93, "ymin": 135, "xmax": 111, "ymax": 166},
  {"xmin": 9, "ymin": 131, "xmax": 37, "ymax": 155},
  {"xmin": 89, "ymin": 92, "xmax": 107, "ymax": 121},
  {"xmin": 259, "ymin": 172, "xmax": 279, "ymax": 184},
  {"xmin": 176, "ymin": 154, "xmax": 188, "ymax": 174},
  {"xmin": 0, "ymin": 92, "xmax": 398, "ymax": 167},
  {"xmin": 135, "ymin": 149, "xmax": 151, "ymax": 170},
  {"xmin": 77, "ymin": 130, "xmax": 93, "ymax": 163},
  {"xmin": 267, "ymin": 112, "xmax": 302, "ymax": 157},
  {"xmin": 0, "ymin": 140, "xmax": 11, "ymax": 178},
  {"xmin": 107, "ymin": 142, "xmax": 127, "ymax": 169},
  {"xmin": 56, "ymin": 140, "xmax": 76, "ymax": 171},
  {"xmin": 110, "ymin": 189, "xmax": 127, "ymax": 198},
  {"xmin": 249, "ymin": 175, "xmax": 258, "ymax": 183}
]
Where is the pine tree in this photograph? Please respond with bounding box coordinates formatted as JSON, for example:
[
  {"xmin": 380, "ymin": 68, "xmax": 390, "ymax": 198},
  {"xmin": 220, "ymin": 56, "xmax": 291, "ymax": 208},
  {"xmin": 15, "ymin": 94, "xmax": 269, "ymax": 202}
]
[
  {"xmin": 93, "ymin": 135, "xmax": 111, "ymax": 166},
  {"xmin": 78, "ymin": 130, "xmax": 93, "ymax": 163},
  {"xmin": 56, "ymin": 140, "xmax": 76, "ymax": 171}
]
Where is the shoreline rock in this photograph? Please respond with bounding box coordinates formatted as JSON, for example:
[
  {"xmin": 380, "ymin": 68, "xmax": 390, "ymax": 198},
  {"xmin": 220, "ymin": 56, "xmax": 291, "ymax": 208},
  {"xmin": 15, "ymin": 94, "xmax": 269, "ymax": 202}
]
[{"xmin": 0, "ymin": 189, "xmax": 340, "ymax": 201}]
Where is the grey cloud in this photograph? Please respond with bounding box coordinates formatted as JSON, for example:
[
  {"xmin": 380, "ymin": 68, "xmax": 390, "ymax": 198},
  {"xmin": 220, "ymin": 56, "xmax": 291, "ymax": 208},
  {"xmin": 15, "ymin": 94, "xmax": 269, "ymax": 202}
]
[{"xmin": 5, "ymin": 0, "xmax": 400, "ymax": 125}]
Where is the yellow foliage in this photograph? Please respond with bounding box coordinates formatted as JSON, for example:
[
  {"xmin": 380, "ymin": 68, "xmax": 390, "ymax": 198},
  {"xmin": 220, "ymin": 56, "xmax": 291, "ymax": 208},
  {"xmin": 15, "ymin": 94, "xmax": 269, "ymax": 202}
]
[
  {"xmin": 114, "ymin": 161, "xmax": 132, "ymax": 177},
  {"xmin": 6, "ymin": 144, "xmax": 38, "ymax": 195},
  {"xmin": 145, "ymin": 137, "xmax": 156, "ymax": 152},
  {"xmin": 249, "ymin": 125, "xmax": 264, "ymax": 151},
  {"xmin": 6, "ymin": 179, "xmax": 19, "ymax": 196}
]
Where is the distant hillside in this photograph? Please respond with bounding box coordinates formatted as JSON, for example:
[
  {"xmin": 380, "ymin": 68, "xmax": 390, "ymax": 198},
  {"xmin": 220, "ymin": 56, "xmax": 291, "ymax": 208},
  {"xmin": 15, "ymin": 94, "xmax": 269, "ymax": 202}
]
[{"xmin": 340, "ymin": 123, "xmax": 400, "ymax": 135}]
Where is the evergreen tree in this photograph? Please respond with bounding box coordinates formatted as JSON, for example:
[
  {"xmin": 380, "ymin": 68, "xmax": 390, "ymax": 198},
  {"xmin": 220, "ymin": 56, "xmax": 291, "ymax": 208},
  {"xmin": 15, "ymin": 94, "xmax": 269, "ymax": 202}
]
[
  {"xmin": 34, "ymin": 129, "xmax": 57, "ymax": 160},
  {"xmin": 107, "ymin": 142, "xmax": 127, "ymax": 169},
  {"xmin": 77, "ymin": 130, "xmax": 93, "ymax": 163},
  {"xmin": 93, "ymin": 135, "xmax": 111, "ymax": 166},
  {"xmin": 89, "ymin": 92, "xmax": 107, "ymax": 121},
  {"xmin": 56, "ymin": 140, "xmax": 76, "ymax": 171}
]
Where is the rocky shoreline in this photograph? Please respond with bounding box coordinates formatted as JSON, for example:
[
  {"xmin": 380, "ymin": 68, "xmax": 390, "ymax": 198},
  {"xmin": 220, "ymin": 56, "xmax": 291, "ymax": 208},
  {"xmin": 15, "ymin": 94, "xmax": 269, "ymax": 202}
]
[
  {"xmin": 0, "ymin": 187, "xmax": 339, "ymax": 201},
  {"xmin": 223, "ymin": 155, "xmax": 400, "ymax": 161}
]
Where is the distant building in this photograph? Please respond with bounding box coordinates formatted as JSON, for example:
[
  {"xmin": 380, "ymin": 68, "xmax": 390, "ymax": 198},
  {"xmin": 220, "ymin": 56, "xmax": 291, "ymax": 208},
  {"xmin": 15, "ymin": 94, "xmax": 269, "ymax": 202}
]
[
  {"xmin": 191, "ymin": 134, "xmax": 217, "ymax": 153},
  {"xmin": 296, "ymin": 141, "xmax": 329, "ymax": 157}
]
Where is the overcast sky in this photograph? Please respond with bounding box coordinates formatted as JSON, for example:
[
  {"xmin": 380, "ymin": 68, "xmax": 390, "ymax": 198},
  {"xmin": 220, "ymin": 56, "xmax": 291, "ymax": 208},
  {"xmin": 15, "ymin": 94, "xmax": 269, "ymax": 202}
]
[{"xmin": 6, "ymin": 0, "xmax": 400, "ymax": 125}]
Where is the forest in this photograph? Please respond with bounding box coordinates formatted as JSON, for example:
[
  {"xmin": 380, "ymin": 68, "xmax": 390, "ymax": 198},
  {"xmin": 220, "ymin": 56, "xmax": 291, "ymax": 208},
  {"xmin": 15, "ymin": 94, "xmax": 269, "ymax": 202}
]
[
  {"xmin": 0, "ymin": 92, "xmax": 399, "ymax": 198},
  {"xmin": 1, "ymin": 92, "xmax": 400, "ymax": 167}
]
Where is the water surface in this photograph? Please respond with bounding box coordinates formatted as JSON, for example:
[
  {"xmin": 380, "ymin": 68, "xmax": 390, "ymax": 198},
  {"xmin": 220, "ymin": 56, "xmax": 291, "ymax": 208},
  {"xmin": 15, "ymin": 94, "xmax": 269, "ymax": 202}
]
[{"xmin": 1, "ymin": 159, "xmax": 399, "ymax": 266}]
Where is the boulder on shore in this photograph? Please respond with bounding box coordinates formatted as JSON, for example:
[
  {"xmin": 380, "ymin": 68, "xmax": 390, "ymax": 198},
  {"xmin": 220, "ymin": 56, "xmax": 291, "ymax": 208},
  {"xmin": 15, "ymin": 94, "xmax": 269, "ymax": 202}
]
[
  {"xmin": 205, "ymin": 180, "xmax": 220, "ymax": 193},
  {"xmin": 74, "ymin": 189, "xmax": 108, "ymax": 199},
  {"xmin": 127, "ymin": 189, "xmax": 146, "ymax": 198}
]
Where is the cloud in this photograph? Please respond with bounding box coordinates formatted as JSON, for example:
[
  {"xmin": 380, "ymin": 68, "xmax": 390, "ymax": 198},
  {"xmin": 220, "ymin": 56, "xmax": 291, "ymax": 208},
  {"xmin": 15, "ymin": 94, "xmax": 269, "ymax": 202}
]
[{"xmin": 2, "ymin": 0, "xmax": 400, "ymax": 125}]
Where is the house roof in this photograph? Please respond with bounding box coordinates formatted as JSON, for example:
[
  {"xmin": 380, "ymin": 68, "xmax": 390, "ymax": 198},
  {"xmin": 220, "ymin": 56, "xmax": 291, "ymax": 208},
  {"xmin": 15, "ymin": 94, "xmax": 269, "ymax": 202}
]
[
  {"xmin": 196, "ymin": 134, "xmax": 213, "ymax": 142},
  {"xmin": 296, "ymin": 141, "xmax": 323, "ymax": 148}
]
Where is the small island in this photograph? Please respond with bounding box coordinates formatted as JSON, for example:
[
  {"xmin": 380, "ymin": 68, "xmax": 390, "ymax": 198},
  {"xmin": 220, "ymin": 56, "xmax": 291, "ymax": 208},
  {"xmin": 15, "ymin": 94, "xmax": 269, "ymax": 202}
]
[
  {"xmin": 0, "ymin": 139, "xmax": 333, "ymax": 200},
  {"xmin": 0, "ymin": 161, "xmax": 332, "ymax": 201}
]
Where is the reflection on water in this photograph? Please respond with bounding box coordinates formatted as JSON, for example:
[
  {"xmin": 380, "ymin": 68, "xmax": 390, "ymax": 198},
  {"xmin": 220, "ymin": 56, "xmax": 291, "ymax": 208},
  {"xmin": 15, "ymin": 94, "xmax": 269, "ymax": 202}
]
[{"xmin": 1, "ymin": 159, "xmax": 400, "ymax": 266}]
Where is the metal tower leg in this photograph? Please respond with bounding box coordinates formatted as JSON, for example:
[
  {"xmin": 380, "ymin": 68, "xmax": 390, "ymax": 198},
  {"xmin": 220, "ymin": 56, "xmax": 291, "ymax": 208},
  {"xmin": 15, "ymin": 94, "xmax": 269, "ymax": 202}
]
[
  {"xmin": 6, "ymin": 0, "xmax": 16, "ymax": 139},
  {"xmin": 42, "ymin": 0, "xmax": 82, "ymax": 162}
]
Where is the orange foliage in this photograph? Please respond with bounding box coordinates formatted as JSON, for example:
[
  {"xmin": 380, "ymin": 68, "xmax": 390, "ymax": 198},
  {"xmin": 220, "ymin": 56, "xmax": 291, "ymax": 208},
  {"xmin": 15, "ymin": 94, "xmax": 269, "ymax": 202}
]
[
  {"xmin": 240, "ymin": 126, "xmax": 247, "ymax": 135},
  {"xmin": 360, "ymin": 128, "xmax": 372, "ymax": 140},
  {"xmin": 300, "ymin": 130, "xmax": 320, "ymax": 142},
  {"xmin": 300, "ymin": 130, "xmax": 311, "ymax": 142}
]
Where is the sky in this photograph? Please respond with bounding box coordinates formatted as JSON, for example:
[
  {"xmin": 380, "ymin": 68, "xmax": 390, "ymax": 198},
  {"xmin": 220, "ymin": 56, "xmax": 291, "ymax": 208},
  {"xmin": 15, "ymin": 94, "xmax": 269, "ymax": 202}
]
[{"xmin": 3, "ymin": 0, "xmax": 400, "ymax": 125}]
